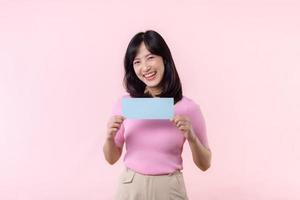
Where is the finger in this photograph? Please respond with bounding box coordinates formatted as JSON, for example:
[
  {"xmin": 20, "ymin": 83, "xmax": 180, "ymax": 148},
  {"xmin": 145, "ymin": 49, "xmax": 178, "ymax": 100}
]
[
  {"xmin": 114, "ymin": 116, "xmax": 125, "ymax": 123},
  {"xmin": 179, "ymin": 126, "xmax": 188, "ymax": 132},
  {"xmin": 172, "ymin": 116, "xmax": 180, "ymax": 124},
  {"xmin": 179, "ymin": 121, "xmax": 191, "ymax": 128},
  {"xmin": 107, "ymin": 120, "xmax": 121, "ymax": 128},
  {"xmin": 173, "ymin": 117, "xmax": 187, "ymax": 127},
  {"xmin": 179, "ymin": 126, "xmax": 186, "ymax": 132},
  {"xmin": 111, "ymin": 123, "xmax": 121, "ymax": 128},
  {"xmin": 176, "ymin": 121, "xmax": 185, "ymax": 127},
  {"xmin": 171, "ymin": 116, "xmax": 179, "ymax": 124},
  {"xmin": 175, "ymin": 116, "xmax": 188, "ymax": 124},
  {"xmin": 113, "ymin": 120, "xmax": 123, "ymax": 125},
  {"xmin": 178, "ymin": 123, "xmax": 186, "ymax": 129},
  {"xmin": 119, "ymin": 115, "xmax": 126, "ymax": 121},
  {"xmin": 108, "ymin": 127, "xmax": 118, "ymax": 133}
]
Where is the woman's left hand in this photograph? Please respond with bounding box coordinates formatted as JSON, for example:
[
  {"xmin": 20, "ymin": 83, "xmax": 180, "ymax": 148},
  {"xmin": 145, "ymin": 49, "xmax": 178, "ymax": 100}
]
[{"xmin": 170, "ymin": 115, "xmax": 197, "ymax": 142}]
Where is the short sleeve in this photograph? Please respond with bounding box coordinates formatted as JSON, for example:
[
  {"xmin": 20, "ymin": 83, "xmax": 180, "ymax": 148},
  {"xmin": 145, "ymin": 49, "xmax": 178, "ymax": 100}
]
[
  {"xmin": 110, "ymin": 96, "xmax": 126, "ymax": 148},
  {"xmin": 186, "ymin": 101, "xmax": 210, "ymax": 150}
]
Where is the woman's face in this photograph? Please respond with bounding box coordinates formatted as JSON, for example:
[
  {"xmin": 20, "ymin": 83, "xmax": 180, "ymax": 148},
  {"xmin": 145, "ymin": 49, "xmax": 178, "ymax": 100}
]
[{"xmin": 133, "ymin": 42, "xmax": 165, "ymax": 94}]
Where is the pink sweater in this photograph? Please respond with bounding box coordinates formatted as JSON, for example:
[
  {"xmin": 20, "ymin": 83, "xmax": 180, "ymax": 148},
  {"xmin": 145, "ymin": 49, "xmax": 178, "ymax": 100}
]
[{"xmin": 111, "ymin": 95, "xmax": 210, "ymax": 175}]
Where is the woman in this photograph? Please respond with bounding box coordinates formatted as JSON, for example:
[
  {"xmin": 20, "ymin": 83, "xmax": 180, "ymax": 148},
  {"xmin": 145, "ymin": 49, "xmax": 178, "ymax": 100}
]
[{"xmin": 103, "ymin": 30, "xmax": 211, "ymax": 200}]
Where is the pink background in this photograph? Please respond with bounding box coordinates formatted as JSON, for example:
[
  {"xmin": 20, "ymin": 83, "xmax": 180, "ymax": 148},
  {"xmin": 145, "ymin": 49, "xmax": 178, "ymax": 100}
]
[{"xmin": 1, "ymin": 1, "xmax": 300, "ymax": 199}]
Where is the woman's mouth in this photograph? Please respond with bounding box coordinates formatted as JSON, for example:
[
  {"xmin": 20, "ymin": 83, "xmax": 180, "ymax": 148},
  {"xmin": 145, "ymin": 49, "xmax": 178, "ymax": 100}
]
[{"xmin": 144, "ymin": 71, "xmax": 157, "ymax": 81}]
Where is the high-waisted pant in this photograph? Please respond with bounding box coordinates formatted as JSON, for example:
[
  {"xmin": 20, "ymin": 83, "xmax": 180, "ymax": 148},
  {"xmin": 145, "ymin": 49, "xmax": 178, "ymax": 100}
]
[{"xmin": 115, "ymin": 167, "xmax": 189, "ymax": 200}]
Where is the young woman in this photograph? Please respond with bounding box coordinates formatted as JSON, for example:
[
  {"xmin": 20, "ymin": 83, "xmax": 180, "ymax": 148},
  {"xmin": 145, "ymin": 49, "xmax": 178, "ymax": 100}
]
[{"xmin": 103, "ymin": 30, "xmax": 211, "ymax": 200}]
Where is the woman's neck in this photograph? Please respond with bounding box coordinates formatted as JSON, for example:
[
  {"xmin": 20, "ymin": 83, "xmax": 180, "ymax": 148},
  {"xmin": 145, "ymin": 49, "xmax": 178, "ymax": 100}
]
[{"xmin": 144, "ymin": 86, "xmax": 162, "ymax": 97}]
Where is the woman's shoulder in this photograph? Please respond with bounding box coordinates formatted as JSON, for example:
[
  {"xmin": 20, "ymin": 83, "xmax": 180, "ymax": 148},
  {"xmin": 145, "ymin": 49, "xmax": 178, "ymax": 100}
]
[
  {"xmin": 178, "ymin": 95, "xmax": 203, "ymax": 113},
  {"xmin": 178, "ymin": 96, "xmax": 206, "ymax": 125},
  {"xmin": 179, "ymin": 95, "xmax": 198, "ymax": 107}
]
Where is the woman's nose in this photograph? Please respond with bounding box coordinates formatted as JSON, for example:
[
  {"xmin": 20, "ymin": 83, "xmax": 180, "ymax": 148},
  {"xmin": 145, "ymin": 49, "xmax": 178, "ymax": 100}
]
[{"xmin": 142, "ymin": 63, "xmax": 151, "ymax": 72}]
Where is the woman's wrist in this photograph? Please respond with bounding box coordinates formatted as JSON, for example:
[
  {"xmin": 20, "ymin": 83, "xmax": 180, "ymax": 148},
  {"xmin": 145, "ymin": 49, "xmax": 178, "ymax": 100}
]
[{"xmin": 187, "ymin": 130, "xmax": 197, "ymax": 143}]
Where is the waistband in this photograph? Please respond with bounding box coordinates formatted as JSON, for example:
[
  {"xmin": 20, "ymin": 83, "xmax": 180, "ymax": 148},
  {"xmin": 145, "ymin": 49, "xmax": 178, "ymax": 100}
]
[{"xmin": 125, "ymin": 167, "xmax": 181, "ymax": 177}]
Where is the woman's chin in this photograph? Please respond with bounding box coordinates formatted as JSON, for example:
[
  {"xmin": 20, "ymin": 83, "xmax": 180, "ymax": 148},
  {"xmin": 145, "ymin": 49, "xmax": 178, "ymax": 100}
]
[{"xmin": 145, "ymin": 83, "xmax": 160, "ymax": 88}]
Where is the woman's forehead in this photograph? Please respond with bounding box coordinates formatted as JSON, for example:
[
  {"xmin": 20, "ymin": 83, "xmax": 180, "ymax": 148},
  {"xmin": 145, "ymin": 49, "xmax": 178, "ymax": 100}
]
[{"xmin": 134, "ymin": 43, "xmax": 152, "ymax": 59}]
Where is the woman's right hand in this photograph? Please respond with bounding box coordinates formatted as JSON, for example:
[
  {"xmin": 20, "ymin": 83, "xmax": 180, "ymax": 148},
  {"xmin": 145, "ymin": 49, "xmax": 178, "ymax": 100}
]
[{"xmin": 106, "ymin": 115, "xmax": 125, "ymax": 141}]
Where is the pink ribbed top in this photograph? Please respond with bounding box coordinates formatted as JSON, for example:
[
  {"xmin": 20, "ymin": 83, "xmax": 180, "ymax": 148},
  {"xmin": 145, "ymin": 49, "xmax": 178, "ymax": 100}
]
[{"xmin": 111, "ymin": 95, "xmax": 209, "ymax": 175}]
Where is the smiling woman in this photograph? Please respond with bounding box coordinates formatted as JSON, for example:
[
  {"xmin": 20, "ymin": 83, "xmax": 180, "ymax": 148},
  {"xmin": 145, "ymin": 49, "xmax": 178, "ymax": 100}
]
[
  {"xmin": 103, "ymin": 30, "xmax": 211, "ymax": 200},
  {"xmin": 123, "ymin": 30, "xmax": 183, "ymax": 103}
]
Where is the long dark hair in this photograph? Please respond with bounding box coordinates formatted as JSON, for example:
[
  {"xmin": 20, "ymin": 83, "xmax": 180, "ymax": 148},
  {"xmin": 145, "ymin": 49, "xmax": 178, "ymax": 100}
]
[{"xmin": 123, "ymin": 30, "xmax": 183, "ymax": 104}]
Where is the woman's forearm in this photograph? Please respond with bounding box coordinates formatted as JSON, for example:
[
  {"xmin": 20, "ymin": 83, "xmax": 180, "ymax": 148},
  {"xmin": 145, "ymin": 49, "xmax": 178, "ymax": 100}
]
[
  {"xmin": 187, "ymin": 134, "xmax": 211, "ymax": 171},
  {"xmin": 103, "ymin": 138, "xmax": 122, "ymax": 165}
]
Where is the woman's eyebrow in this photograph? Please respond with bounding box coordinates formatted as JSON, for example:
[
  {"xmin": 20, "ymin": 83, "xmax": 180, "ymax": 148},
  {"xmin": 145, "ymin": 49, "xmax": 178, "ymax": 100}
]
[{"xmin": 134, "ymin": 53, "xmax": 152, "ymax": 60}]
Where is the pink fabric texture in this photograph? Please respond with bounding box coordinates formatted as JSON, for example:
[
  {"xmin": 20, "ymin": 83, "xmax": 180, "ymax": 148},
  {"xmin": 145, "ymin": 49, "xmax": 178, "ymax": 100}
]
[{"xmin": 111, "ymin": 95, "xmax": 209, "ymax": 175}]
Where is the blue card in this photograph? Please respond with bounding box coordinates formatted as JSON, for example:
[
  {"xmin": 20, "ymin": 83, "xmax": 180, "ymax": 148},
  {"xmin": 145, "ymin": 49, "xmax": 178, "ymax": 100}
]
[{"xmin": 122, "ymin": 97, "xmax": 174, "ymax": 119}]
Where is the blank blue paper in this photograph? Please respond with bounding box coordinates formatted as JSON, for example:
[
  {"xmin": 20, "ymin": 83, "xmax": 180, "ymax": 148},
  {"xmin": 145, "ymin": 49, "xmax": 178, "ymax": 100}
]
[{"xmin": 122, "ymin": 97, "xmax": 174, "ymax": 119}]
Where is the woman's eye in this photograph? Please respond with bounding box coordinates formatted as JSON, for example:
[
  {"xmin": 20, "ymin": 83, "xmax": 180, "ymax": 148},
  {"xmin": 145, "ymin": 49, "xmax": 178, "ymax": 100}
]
[
  {"xmin": 133, "ymin": 61, "xmax": 140, "ymax": 65},
  {"xmin": 148, "ymin": 56, "xmax": 154, "ymax": 59}
]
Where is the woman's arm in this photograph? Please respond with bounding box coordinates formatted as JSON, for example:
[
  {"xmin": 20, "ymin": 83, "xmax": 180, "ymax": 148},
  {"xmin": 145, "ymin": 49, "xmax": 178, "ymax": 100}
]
[
  {"xmin": 187, "ymin": 132, "xmax": 211, "ymax": 171},
  {"xmin": 103, "ymin": 115, "xmax": 125, "ymax": 165},
  {"xmin": 171, "ymin": 115, "xmax": 211, "ymax": 171},
  {"xmin": 103, "ymin": 138, "xmax": 123, "ymax": 165}
]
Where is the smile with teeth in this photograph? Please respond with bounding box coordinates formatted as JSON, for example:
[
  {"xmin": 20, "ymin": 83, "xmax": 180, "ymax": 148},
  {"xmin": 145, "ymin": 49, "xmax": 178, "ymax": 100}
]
[{"xmin": 144, "ymin": 71, "xmax": 157, "ymax": 80}]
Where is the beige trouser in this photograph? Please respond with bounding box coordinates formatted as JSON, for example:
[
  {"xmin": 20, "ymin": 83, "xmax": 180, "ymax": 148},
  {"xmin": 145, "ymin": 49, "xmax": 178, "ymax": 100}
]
[{"xmin": 115, "ymin": 168, "xmax": 189, "ymax": 200}]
